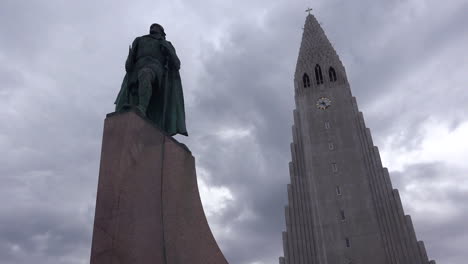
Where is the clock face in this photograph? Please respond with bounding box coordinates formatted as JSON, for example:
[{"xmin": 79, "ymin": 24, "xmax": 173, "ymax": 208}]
[{"xmin": 316, "ymin": 97, "xmax": 332, "ymax": 110}]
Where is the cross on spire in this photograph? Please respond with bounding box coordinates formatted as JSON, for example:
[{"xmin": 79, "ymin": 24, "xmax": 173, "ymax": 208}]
[{"xmin": 305, "ymin": 8, "xmax": 313, "ymax": 14}]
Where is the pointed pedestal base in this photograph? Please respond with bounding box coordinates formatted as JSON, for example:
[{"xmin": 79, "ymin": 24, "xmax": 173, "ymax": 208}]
[{"xmin": 90, "ymin": 110, "xmax": 228, "ymax": 264}]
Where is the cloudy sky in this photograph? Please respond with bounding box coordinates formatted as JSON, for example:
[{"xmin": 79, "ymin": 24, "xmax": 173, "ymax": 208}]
[{"xmin": 1, "ymin": 0, "xmax": 467, "ymax": 263}]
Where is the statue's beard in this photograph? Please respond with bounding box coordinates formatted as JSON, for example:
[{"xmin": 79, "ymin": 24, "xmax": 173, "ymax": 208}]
[{"xmin": 150, "ymin": 30, "xmax": 165, "ymax": 37}]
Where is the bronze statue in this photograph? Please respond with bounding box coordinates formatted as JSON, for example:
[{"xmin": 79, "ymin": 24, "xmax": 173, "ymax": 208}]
[{"xmin": 115, "ymin": 23, "xmax": 188, "ymax": 136}]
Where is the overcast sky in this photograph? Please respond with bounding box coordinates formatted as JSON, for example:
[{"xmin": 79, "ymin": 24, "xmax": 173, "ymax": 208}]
[{"xmin": 1, "ymin": 0, "xmax": 467, "ymax": 263}]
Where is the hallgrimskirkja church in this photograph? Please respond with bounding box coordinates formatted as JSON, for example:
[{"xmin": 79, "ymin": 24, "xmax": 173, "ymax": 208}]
[{"xmin": 278, "ymin": 14, "xmax": 436, "ymax": 264}]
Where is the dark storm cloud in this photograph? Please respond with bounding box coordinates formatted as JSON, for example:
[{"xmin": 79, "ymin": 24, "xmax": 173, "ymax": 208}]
[
  {"xmin": 0, "ymin": 1, "xmax": 123, "ymax": 263},
  {"xmin": 0, "ymin": 0, "xmax": 467, "ymax": 264},
  {"xmin": 184, "ymin": 3, "xmax": 468, "ymax": 264},
  {"xmin": 177, "ymin": 4, "xmax": 306, "ymax": 263}
]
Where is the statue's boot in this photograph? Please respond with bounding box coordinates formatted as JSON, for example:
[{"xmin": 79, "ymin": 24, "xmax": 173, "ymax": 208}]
[{"xmin": 138, "ymin": 92, "xmax": 151, "ymax": 116}]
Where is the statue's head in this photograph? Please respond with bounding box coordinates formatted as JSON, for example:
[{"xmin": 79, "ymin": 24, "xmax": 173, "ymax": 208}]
[{"xmin": 150, "ymin": 23, "xmax": 166, "ymax": 37}]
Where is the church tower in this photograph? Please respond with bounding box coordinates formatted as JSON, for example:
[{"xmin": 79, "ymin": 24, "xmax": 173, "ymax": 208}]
[{"xmin": 279, "ymin": 14, "xmax": 436, "ymax": 264}]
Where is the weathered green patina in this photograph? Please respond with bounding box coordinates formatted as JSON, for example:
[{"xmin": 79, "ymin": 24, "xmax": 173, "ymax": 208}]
[{"xmin": 115, "ymin": 24, "xmax": 188, "ymax": 136}]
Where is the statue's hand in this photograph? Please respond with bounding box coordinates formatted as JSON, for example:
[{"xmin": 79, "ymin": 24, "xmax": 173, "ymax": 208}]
[
  {"xmin": 160, "ymin": 41, "xmax": 175, "ymax": 53},
  {"xmin": 125, "ymin": 61, "xmax": 132, "ymax": 72},
  {"xmin": 125, "ymin": 45, "xmax": 134, "ymax": 72},
  {"xmin": 160, "ymin": 41, "xmax": 180, "ymax": 70}
]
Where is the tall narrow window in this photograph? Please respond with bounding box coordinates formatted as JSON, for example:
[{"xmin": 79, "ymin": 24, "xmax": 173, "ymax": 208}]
[
  {"xmin": 329, "ymin": 67, "xmax": 337, "ymax": 82},
  {"xmin": 315, "ymin": 64, "xmax": 323, "ymax": 85},
  {"xmin": 345, "ymin": 238, "xmax": 351, "ymax": 248},
  {"xmin": 302, "ymin": 73, "xmax": 311, "ymax": 88},
  {"xmin": 332, "ymin": 163, "xmax": 338, "ymax": 172},
  {"xmin": 340, "ymin": 210, "xmax": 346, "ymax": 221},
  {"xmin": 325, "ymin": 121, "xmax": 330, "ymax": 129},
  {"xmin": 336, "ymin": 185, "xmax": 342, "ymax": 195}
]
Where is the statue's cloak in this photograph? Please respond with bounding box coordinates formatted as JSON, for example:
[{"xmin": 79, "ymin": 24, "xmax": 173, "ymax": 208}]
[{"xmin": 114, "ymin": 66, "xmax": 188, "ymax": 137}]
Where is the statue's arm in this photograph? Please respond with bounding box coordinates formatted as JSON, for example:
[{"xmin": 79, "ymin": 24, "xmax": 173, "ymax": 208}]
[{"xmin": 163, "ymin": 41, "xmax": 181, "ymax": 70}]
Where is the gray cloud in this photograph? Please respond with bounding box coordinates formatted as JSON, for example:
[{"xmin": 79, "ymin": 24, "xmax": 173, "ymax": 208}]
[
  {"xmin": 0, "ymin": 0, "xmax": 467, "ymax": 263},
  {"xmin": 391, "ymin": 162, "xmax": 468, "ymax": 264}
]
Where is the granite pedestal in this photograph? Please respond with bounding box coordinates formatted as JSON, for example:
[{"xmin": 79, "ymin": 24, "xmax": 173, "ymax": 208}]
[{"xmin": 90, "ymin": 110, "xmax": 228, "ymax": 264}]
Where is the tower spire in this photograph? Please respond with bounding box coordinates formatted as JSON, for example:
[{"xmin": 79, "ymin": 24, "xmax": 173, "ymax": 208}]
[{"xmin": 295, "ymin": 14, "xmax": 345, "ymax": 86}]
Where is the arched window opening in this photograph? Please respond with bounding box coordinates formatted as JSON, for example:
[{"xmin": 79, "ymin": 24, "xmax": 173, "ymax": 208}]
[
  {"xmin": 315, "ymin": 64, "xmax": 324, "ymax": 85},
  {"xmin": 345, "ymin": 238, "xmax": 351, "ymax": 248},
  {"xmin": 329, "ymin": 67, "xmax": 337, "ymax": 82},
  {"xmin": 302, "ymin": 73, "xmax": 311, "ymax": 88}
]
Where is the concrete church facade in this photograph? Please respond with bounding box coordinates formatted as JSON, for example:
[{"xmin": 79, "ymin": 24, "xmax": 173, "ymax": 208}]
[{"xmin": 279, "ymin": 14, "xmax": 436, "ymax": 264}]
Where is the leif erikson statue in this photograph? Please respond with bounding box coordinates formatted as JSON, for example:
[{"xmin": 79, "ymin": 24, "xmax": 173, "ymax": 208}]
[{"xmin": 115, "ymin": 23, "xmax": 188, "ymax": 136}]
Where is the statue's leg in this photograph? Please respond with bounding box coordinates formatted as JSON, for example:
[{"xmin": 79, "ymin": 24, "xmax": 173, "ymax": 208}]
[{"xmin": 137, "ymin": 68, "xmax": 155, "ymax": 115}]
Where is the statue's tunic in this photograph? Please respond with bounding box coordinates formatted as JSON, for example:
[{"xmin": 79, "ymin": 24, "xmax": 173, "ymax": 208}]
[{"xmin": 115, "ymin": 34, "xmax": 188, "ymax": 136}]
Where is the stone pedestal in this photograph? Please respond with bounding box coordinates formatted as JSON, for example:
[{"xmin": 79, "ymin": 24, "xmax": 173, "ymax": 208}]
[{"xmin": 90, "ymin": 110, "xmax": 228, "ymax": 264}]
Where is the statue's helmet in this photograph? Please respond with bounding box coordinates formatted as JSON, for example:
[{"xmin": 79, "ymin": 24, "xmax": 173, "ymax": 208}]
[{"xmin": 150, "ymin": 23, "xmax": 166, "ymax": 37}]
